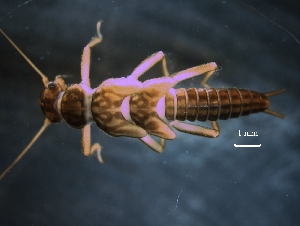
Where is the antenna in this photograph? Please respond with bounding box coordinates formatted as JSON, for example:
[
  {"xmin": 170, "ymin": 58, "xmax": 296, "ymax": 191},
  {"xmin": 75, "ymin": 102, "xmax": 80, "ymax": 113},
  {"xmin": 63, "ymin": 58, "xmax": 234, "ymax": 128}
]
[
  {"xmin": 0, "ymin": 118, "xmax": 51, "ymax": 180},
  {"xmin": 0, "ymin": 29, "xmax": 49, "ymax": 86},
  {"xmin": 0, "ymin": 0, "xmax": 33, "ymax": 23},
  {"xmin": 0, "ymin": 28, "xmax": 51, "ymax": 180}
]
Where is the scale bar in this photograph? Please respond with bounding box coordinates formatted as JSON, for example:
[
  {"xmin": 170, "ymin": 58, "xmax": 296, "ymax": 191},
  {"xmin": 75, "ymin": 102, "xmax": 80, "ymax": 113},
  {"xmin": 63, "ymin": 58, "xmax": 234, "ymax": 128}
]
[{"xmin": 234, "ymin": 144, "xmax": 261, "ymax": 148}]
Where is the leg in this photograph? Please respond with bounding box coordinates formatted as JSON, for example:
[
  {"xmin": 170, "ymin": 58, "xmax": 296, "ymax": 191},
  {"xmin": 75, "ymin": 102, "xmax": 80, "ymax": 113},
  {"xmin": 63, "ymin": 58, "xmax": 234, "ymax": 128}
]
[
  {"xmin": 172, "ymin": 62, "xmax": 218, "ymax": 87},
  {"xmin": 170, "ymin": 63, "xmax": 219, "ymax": 139},
  {"xmin": 82, "ymin": 124, "xmax": 104, "ymax": 163},
  {"xmin": 130, "ymin": 51, "xmax": 170, "ymax": 148},
  {"xmin": 200, "ymin": 70, "xmax": 216, "ymax": 88},
  {"xmin": 80, "ymin": 22, "xmax": 104, "ymax": 162},
  {"xmin": 170, "ymin": 121, "xmax": 220, "ymax": 138},
  {"xmin": 129, "ymin": 51, "xmax": 169, "ymax": 80},
  {"xmin": 81, "ymin": 21, "xmax": 103, "ymax": 87},
  {"xmin": 140, "ymin": 135, "xmax": 166, "ymax": 153}
]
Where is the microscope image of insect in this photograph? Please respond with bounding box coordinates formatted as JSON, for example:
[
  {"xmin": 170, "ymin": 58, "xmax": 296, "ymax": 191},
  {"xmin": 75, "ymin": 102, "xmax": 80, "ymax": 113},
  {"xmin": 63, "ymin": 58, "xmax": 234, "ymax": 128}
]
[{"xmin": 0, "ymin": 21, "xmax": 284, "ymax": 180}]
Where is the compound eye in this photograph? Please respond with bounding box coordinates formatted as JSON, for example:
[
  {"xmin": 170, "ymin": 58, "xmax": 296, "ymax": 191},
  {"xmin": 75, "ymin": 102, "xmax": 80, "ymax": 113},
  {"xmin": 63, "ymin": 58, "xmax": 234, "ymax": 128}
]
[{"xmin": 48, "ymin": 82, "xmax": 56, "ymax": 89}]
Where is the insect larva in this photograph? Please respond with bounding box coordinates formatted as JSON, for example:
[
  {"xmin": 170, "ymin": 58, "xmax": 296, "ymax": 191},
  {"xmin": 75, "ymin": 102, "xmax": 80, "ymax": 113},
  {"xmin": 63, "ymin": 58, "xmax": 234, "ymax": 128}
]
[{"xmin": 0, "ymin": 21, "xmax": 284, "ymax": 180}]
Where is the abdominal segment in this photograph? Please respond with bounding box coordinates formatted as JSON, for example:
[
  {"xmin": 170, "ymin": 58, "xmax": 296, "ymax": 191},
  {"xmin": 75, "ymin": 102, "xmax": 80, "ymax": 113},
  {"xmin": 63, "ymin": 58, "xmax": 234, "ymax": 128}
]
[{"xmin": 165, "ymin": 88, "xmax": 270, "ymax": 122}]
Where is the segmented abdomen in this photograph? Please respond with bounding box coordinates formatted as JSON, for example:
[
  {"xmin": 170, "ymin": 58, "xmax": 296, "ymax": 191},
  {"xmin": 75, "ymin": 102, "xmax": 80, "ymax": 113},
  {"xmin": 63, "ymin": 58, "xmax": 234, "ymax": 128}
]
[{"xmin": 165, "ymin": 88, "xmax": 270, "ymax": 121}]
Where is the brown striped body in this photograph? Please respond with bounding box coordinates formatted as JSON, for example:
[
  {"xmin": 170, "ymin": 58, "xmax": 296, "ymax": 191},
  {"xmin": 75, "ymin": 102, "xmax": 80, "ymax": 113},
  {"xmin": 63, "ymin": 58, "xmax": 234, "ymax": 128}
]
[
  {"xmin": 40, "ymin": 80, "xmax": 272, "ymax": 140},
  {"xmin": 165, "ymin": 88, "xmax": 270, "ymax": 122},
  {"xmin": 1, "ymin": 20, "xmax": 285, "ymax": 180}
]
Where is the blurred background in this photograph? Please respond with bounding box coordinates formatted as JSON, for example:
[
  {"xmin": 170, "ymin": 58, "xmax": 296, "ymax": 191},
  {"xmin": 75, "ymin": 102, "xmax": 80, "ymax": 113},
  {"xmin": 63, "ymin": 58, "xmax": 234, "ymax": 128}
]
[{"xmin": 0, "ymin": 0, "xmax": 299, "ymax": 225}]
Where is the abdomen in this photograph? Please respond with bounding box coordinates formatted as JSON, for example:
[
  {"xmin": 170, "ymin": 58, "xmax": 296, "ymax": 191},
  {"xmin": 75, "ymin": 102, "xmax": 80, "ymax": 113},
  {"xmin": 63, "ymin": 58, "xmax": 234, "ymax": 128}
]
[{"xmin": 165, "ymin": 88, "xmax": 270, "ymax": 122}]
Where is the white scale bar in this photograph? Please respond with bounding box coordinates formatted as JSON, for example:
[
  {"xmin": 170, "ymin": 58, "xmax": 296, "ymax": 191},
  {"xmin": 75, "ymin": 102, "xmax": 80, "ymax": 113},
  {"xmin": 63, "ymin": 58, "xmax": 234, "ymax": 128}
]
[{"xmin": 234, "ymin": 144, "xmax": 261, "ymax": 148}]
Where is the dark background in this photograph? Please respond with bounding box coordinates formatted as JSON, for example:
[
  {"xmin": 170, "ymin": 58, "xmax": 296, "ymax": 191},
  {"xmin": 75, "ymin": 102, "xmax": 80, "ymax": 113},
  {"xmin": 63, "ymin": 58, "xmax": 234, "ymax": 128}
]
[{"xmin": 0, "ymin": 0, "xmax": 299, "ymax": 225}]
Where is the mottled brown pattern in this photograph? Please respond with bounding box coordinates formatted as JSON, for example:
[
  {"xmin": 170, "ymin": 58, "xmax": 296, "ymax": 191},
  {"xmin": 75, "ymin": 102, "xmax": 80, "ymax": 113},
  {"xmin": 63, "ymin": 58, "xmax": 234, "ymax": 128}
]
[
  {"xmin": 130, "ymin": 91, "xmax": 162, "ymax": 134},
  {"xmin": 92, "ymin": 88, "xmax": 123, "ymax": 130},
  {"xmin": 91, "ymin": 84, "xmax": 147, "ymax": 138},
  {"xmin": 130, "ymin": 85, "xmax": 175, "ymax": 139},
  {"xmin": 166, "ymin": 87, "xmax": 270, "ymax": 122},
  {"xmin": 39, "ymin": 81, "xmax": 64, "ymax": 123},
  {"xmin": 61, "ymin": 84, "xmax": 86, "ymax": 129}
]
